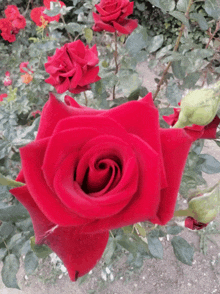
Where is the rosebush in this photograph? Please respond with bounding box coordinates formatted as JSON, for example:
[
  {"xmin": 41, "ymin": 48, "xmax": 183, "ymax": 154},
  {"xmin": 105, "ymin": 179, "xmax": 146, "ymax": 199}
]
[{"xmin": 0, "ymin": 0, "xmax": 220, "ymax": 289}]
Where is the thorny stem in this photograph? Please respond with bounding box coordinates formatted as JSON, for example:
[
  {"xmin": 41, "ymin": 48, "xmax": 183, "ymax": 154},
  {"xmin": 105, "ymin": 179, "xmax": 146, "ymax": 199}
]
[
  {"xmin": 112, "ymin": 31, "xmax": 119, "ymax": 100},
  {"xmin": 205, "ymin": 21, "xmax": 220, "ymax": 49},
  {"xmin": 23, "ymin": 0, "xmax": 31, "ymax": 16},
  {"xmin": 109, "ymin": 230, "xmax": 115, "ymax": 238},
  {"xmin": 153, "ymin": 0, "xmax": 194, "ymax": 100}
]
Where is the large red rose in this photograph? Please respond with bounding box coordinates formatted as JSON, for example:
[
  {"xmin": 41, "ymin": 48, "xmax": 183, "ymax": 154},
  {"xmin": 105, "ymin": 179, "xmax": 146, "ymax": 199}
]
[
  {"xmin": 10, "ymin": 92, "xmax": 197, "ymax": 280},
  {"xmin": 44, "ymin": 40, "xmax": 101, "ymax": 94},
  {"xmin": 92, "ymin": 0, "xmax": 138, "ymax": 35}
]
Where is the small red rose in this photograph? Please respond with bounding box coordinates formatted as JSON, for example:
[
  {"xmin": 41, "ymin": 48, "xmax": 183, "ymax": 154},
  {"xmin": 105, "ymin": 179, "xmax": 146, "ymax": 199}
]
[
  {"xmin": 44, "ymin": 40, "xmax": 101, "ymax": 94},
  {"xmin": 92, "ymin": 0, "xmax": 138, "ymax": 35},
  {"xmin": 0, "ymin": 93, "xmax": 7, "ymax": 102},
  {"xmin": 10, "ymin": 92, "xmax": 200, "ymax": 280},
  {"xmin": 185, "ymin": 216, "xmax": 209, "ymax": 230}
]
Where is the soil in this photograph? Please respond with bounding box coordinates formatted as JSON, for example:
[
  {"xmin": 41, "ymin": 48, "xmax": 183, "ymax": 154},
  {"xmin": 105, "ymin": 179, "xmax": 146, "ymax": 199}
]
[{"xmin": 1, "ymin": 63, "xmax": 220, "ymax": 294}]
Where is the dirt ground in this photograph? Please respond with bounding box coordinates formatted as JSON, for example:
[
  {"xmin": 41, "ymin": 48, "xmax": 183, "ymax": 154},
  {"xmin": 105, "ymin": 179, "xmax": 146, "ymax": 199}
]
[{"xmin": 1, "ymin": 63, "xmax": 220, "ymax": 294}]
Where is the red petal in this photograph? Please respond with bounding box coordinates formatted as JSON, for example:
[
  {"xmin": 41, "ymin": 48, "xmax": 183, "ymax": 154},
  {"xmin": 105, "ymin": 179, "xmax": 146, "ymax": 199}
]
[{"xmin": 113, "ymin": 18, "xmax": 138, "ymax": 35}]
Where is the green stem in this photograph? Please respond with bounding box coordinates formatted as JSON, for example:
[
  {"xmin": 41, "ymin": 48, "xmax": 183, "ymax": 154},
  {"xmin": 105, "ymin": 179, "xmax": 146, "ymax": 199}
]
[
  {"xmin": 153, "ymin": 0, "xmax": 194, "ymax": 100},
  {"xmin": 112, "ymin": 31, "xmax": 119, "ymax": 100},
  {"xmin": 174, "ymin": 208, "xmax": 194, "ymax": 217},
  {"xmin": 0, "ymin": 174, "xmax": 25, "ymax": 188}
]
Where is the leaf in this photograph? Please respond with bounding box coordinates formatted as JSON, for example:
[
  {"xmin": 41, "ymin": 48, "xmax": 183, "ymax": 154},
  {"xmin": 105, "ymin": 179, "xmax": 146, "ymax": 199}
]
[
  {"xmin": 166, "ymin": 226, "xmax": 184, "ymax": 235},
  {"xmin": 84, "ymin": 28, "xmax": 93, "ymax": 44},
  {"xmin": 116, "ymin": 235, "xmax": 137, "ymax": 257},
  {"xmin": 199, "ymin": 154, "xmax": 220, "ymax": 174},
  {"xmin": 2, "ymin": 254, "xmax": 20, "ymax": 289},
  {"xmin": 102, "ymin": 238, "xmax": 116, "ymax": 264},
  {"xmin": 126, "ymin": 31, "xmax": 149, "ymax": 55},
  {"xmin": 7, "ymin": 233, "xmax": 29, "ymax": 256},
  {"xmin": 118, "ymin": 71, "xmax": 142, "ymax": 97},
  {"xmin": 148, "ymin": 0, "xmax": 175, "ymax": 12},
  {"xmin": 147, "ymin": 236, "xmax": 163, "ymax": 259},
  {"xmin": 190, "ymin": 13, "xmax": 209, "ymax": 31},
  {"xmin": 0, "ymin": 248, "xmax": 7, "ymax": 260},
  {"xmin": 0, "ymin": 203, "xmax": 29, "ymax": 222},
  {"xmin": 169, "ymin": 11, "xmax": 190, "ymax": 29},
  {"xmin": 30, "ymin": 236, "xmax": 53, "ymax": 259},
  {"xmin": 171, "ymin": 60, "xmax": 186, "ymax": 79},
  {"xmin": 24, "ymin": 251, "xmax": 38, "ymax": 275},
  {"xmin": 204, "ymin": 0, "xmax": 220, "ymax": 20},
  {"xmin": 177, "ymin": 0, "xmax": 194, "ymax": 12},
  {"xmin": 0, "ymin": 222, "xmax": 14, "ymax": 243},
  {"xmin": 165, "ymin": 80, "xmax": 183, "ymax": 106},
  {"xmin": 127, "ymin": 88, "xmax": 140, "ymax": 101},
  {"xmin": 147, "ymin": 35, "xmax": 164, "ymax": 53},
  {"xmin": 171, "ymin": 236, "xmax": 194, "ymax": 265},
  {"xmin": 182, "ymin": 72, "xmax": 201, "ymax": 89}
]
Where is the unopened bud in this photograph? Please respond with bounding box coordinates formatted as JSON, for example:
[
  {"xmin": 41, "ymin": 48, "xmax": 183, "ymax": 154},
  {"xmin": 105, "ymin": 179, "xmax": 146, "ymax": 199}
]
[
  {"xmin": 188, "ymin": 182, "xmax": 220, "ymax": 223},
  {"xmin": 174, "ymin": 81, "xmax": 220, "ymax": 128}
]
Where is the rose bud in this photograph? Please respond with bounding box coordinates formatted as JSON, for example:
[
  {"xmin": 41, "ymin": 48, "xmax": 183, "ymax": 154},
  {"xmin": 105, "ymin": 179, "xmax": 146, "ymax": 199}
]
[
  {"xmin": 174, "ymin": 81, "xmax": 220, "ymax": 129},
  {"xmin": 188, "ymin": 182, "xmax": 220, "ymax": 223},
  {"xmin": 185, "ymin": 216, "xmax": 209, "ymax": 230}
]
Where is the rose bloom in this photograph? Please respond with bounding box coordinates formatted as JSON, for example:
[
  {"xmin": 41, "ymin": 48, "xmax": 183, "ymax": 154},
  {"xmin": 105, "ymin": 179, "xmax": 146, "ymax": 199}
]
[
  {"xmin": 0, "ymin": 5, "xmax": 26, "ymax": 42},
  {"xmin": 30, "ymin": 1, "xmax": 65, "ymax": 26},
  {"xmin": 92, "ymin": 0, "xmax": 138, "ymax": 35},
  {"xmin": 44, "ymin": 40, "xmax": 101, "ymax": 94},
  {"xmin": 185, "ymin": 216, "xmax": 209, "ymax": 230},
  {"xmin": 163, "ymin": 106, "xmax": 220, "ymax": 139},
  {"xmin": 21, "ymin": 73, "xmax": 33, "ymax": 84},
  {"xmin": 20, "ymin": 61, "xmax": 34, "ymax": 74},
  {"xmin": 3, "ymin": 71, "xmax": 12, "ymax": 86},
  {"xmin": 0, "ymin": 93, "xmax": 7, "ymax": 102},
  {"xmin": 10, "ymin": 92, "xmax": 203, "ymax": 280}
]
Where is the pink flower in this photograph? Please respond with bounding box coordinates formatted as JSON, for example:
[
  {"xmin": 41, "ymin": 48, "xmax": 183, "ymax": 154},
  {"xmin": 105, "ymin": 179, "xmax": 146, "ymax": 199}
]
[
  {"xmin": 163, "ymin": 106, "xmax": 220, "ymax": 139},
  {"xmin": 20, "ymin": 62, "xmax": 34, "ymax": 74},
  {"xmin": 185, "ymin": 216, "xmax": 209, "ymax": 230},
  {"xmin": 3, "ymin": 71, "xmax": 12, "ymax": 86},
  {"xmin": 0, "ymin": 93, "xmax": 7, "ymax": 102},
  {"xmin": 31, "ymin": 110, "xmax": 42, "ymax": 117}
]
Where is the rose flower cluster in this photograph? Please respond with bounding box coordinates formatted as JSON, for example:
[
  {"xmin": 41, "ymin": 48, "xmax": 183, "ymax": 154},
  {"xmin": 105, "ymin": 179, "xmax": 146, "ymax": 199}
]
[{"xmin": 0, "ymin": 5, "xmax": 26, "ymax": 42}]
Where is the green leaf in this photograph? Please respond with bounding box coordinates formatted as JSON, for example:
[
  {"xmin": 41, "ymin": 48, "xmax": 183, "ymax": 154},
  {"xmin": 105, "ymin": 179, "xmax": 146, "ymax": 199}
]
[
  {"xmin": 169, "ymin": 11, "xmax": 190, "ymax": 29},
  {"xmin": 165, "ymin": 80, "xmax": 183, "ymax": 106},
  {"xmin": 148, "ymin": 0, "xmax": 175, "ymax": 12},
  {"xmin": 84, "ymin": 28, "xmax": 93, "ymax": 44},
  {"xmin": 127, "ymin": 88, "xmax": 140, "ymax": 101},
  {"xmin": 156, "ymin": 44, "xmax": 173, "ymax": 59},
  {"xmin": 0, "ymin": 173, "xmax": 25, "ymax": 188},
  {"xmin": 118, "ymin": 71, "xmax": 142, "ymax": 97},
  {"xmin": 171, "ymin": 236, "xmax": 194, "ymax": 265},
  {"xmin": 166, "ymin": 226, "xmax": 184, "ymax": 235},
  {"xmin": 147, "ymin": 35, "xmax": 164, "ymax": 53},
  {"xmin": 182, "ymin": 72, "xmax": 201, "ymax": 89},
  {"xmin": 0, "ymin": 222, "xmax": 14, "ymax": 243},
  {"xmin": 24, "ymin": 251, "xmax": 38, "ymax": 275},
  {"xmin": 0, "ymin": 203, "xmax": 29, "ymax": 222},
  {"xmin": 199, "ymin": 154, "xmax": 220, "ymax": 174},
  {"xmin": 116, "ymin": 235, "xmax": 137, "ymax": 257},
  {"xmin": 7, "ymin": 233, "xmax": 29, "ymax": 256},
  {"xmin": 2, "ymin": 254, "xmax": 20, "ymax": 289},
  {"xmin": 171, "ymin": 60, "xmax": 186, "ymax": 79},
  {"xmin": 30, "ymin": 236, "xmax": 53, "ymax": 259},
  {"xmin": 204, "ymin": 0, "xmax": 220, "ymax": 20},
  {"xmin": 126, "ymin": 31, "xmax": 148, "ymax": 55},
  {"xmin": 190, "ymin": 13, "xmax": 209, "ymax": 31},
  {"xmin": 0, "ymin": 248, "xmax": 7, "ymax": 260},
  {"xmin": 102, "ymin": 238, "xmax": 116, "ymax": 264},
  {"xmin": 177, "ymin": 0, "xmax": 194, "ymax": 12},
  {"xmin": 147, "ymin": 236, "xmax": 163, "ymax": 259}
]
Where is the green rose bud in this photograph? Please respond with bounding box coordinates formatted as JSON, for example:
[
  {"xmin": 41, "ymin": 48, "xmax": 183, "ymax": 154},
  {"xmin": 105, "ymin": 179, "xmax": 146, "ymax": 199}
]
[{"xmin": 174, "ymin": 81, "xmax": 220, "ymax": 128}]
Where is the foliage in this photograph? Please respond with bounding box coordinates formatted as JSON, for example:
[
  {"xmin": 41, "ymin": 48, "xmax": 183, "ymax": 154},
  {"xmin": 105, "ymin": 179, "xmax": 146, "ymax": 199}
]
[{"xmin": 0, "ymin": 0, "xmax": 220, "ymax": 289}]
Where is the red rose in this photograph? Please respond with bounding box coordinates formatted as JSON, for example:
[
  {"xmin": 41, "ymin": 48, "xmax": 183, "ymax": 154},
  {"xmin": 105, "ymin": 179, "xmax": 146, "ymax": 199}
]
[
  {"xmin": 44, "ymin": 40, "xmax": 101, "ymax": 94},
  {"xmin": 163, "ymin": 107, "xmax": 220, "ymax": 139},
  {"xmin": 185, "ymin": 216, "xmax": 209, "ymax": 230},
  {"xmin": 0, "ymin": 5, "xmax": 26, "ymax": 42},
  {"xmin": 20, "ymin": 62, "xmax": 34, "ymax": 74},
  {"xmin": 0, "ymin": 93, "xmax": 7, "ymax": 102},
  {"xmin": 92, "ymin": 0, "xmax": 138, "ymax": 35},
  {"xmin": 10, "ymin": 92, "xmax": 197, "ymax": 280}
]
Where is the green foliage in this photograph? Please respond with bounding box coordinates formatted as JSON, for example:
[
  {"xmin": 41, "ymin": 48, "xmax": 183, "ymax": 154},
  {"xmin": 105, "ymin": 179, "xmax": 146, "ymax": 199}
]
[{"xmin": 171, "ymin": 236, "xmax": 194, "ymax": 265}]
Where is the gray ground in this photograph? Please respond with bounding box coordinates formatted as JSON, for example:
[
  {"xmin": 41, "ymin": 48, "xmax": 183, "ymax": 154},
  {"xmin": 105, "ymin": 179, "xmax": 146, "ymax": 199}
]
[{"xmin": 1, "ymin": 62, "xmax": 220, "ymax": 294}]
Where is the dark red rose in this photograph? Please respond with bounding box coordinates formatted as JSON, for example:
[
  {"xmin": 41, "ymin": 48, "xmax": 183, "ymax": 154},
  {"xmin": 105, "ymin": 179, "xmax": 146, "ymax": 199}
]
[
  {"xmin": 185, "ymin": 216, "xmax": 209, "ymax": 230},
  {"xmin": 163, "ymin": 107, "xmax": 220, "ymax": 139},
  {"xmin": 92, "ymin": 0, "xmax": 138, "ymax": 35},
  {"xmin": 10, "ymin": 92, "xmax": 198, "ymax": 280},
  {"xmin": 44, "ymin": 40, "xmax": 101, "ymax": 94}
]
